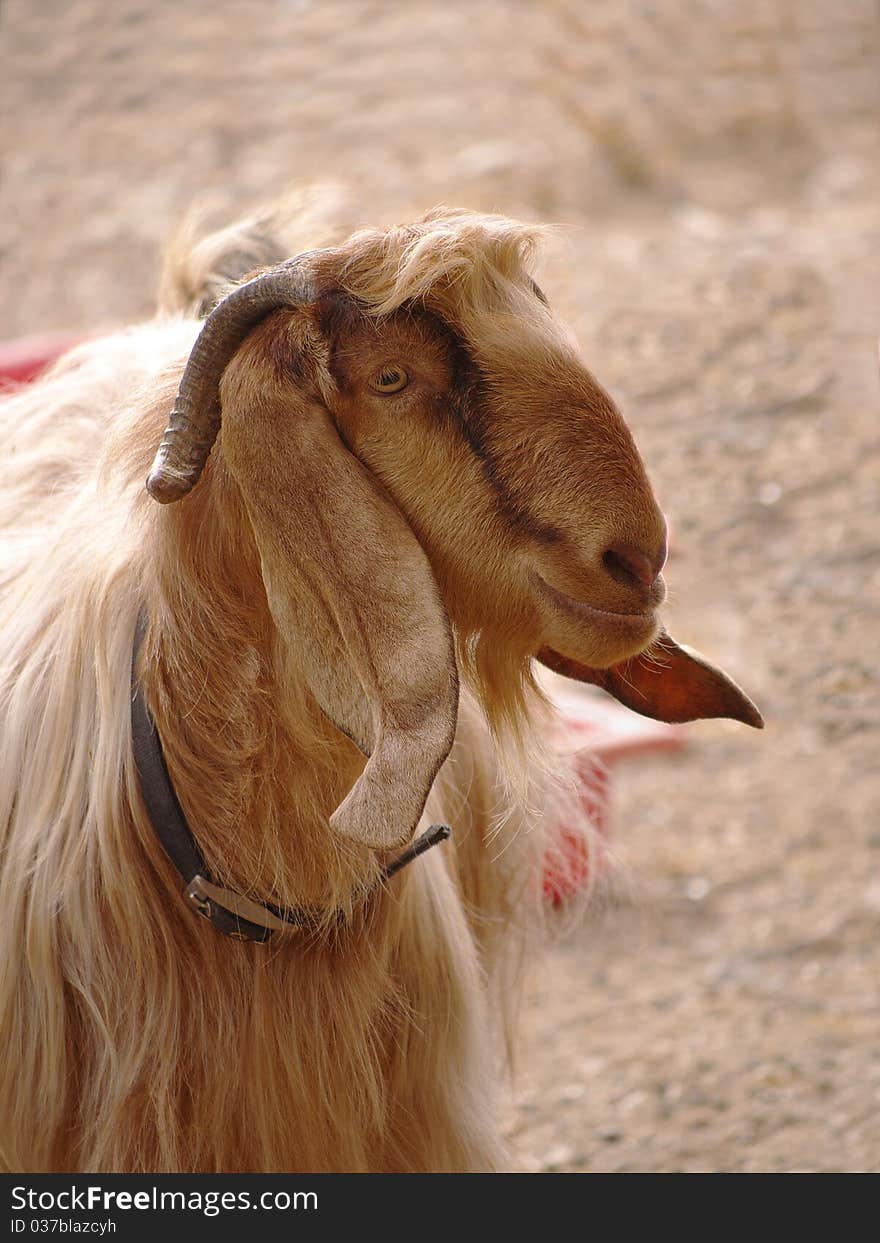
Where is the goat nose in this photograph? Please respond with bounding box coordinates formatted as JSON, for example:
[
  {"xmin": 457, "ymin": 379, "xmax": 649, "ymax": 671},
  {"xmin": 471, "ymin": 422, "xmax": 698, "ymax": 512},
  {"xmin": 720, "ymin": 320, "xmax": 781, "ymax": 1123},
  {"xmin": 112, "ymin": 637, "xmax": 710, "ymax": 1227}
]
[{"xmin": 602, "ymin": 541, "xmax": 665, "ymax": 592}]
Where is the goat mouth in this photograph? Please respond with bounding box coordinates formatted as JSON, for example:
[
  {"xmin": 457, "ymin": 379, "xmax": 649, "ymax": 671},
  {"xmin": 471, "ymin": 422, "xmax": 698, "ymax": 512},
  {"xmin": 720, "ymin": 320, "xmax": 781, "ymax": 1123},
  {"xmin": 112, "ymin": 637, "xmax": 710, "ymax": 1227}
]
[{"xmin": 534, "ymin": 574, "xmax": 659, "ymax": 637}]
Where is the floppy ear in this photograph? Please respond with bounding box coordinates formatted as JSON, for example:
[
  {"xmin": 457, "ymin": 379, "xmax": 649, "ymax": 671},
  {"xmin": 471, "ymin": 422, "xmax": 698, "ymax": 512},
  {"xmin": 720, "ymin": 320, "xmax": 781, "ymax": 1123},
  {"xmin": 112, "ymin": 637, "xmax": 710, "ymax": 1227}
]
[
  {"xmin": 539, "ymin": 631, "xmax": 763, "ymax": 728},
  {"xmin": 219, "ymin": 322, "xmax": 459, "ymax": 850}
]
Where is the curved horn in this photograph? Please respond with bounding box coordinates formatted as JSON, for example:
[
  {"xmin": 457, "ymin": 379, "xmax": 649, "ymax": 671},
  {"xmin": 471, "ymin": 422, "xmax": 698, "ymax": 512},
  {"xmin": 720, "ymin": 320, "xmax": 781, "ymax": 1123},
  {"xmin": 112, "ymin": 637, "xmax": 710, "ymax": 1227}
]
[{"xmin": 146, "ymin": 253, "xmax": 323, "ymax": 504}]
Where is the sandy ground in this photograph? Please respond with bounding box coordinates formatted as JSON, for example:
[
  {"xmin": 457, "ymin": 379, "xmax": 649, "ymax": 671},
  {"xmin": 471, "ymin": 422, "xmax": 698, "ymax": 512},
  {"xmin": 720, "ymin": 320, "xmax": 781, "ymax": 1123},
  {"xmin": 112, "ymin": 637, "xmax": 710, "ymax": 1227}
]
[{"xmin": 2, "ymin": 0, "xmax": 879, "ymax": 1172}]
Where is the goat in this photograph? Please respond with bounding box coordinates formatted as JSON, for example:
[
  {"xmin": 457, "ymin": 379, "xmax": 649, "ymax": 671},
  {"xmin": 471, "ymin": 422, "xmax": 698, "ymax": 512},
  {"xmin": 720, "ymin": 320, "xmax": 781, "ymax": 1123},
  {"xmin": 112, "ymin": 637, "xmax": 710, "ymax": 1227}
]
[{"xmin": 0, "ymin": 204, "xmax": 761, "ymax": 1173}]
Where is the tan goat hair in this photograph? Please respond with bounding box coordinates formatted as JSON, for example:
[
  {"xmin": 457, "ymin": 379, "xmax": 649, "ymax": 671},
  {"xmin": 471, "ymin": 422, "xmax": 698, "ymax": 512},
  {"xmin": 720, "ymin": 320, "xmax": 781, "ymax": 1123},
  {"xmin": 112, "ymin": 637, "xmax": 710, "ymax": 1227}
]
[{"xmin": 0, "ymin": 203, "xmax": 761, "ymax": 1173}]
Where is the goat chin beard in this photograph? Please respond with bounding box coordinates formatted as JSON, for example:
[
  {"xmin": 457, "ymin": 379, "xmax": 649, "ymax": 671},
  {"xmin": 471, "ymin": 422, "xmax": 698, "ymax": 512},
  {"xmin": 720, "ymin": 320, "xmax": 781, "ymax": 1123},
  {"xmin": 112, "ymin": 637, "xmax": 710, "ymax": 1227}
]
[{"xmin": 455, "ymin": 625, "xmax": 547, "ymax": 756}]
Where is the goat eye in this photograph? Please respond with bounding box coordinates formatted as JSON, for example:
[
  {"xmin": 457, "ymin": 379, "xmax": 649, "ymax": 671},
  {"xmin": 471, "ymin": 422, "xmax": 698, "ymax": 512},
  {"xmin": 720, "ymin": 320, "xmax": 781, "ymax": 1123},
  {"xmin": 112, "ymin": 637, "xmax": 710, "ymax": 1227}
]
[{"xmin": 370, "ymin": 366, "xmax": 409, "ymax": 394}]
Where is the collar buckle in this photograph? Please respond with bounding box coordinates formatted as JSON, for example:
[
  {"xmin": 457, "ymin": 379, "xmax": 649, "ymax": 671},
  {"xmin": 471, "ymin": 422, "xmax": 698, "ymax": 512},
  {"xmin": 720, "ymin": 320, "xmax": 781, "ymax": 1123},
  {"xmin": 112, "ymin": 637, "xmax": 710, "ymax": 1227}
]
[{"xmin": 184, "ymin": 873, "xmax": 292, "ymax": 935}]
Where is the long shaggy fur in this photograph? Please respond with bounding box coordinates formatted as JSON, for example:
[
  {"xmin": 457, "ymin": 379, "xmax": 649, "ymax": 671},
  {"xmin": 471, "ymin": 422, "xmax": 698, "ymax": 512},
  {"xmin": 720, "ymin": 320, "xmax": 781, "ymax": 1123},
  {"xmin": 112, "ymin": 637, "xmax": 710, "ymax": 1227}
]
[{"xmin": 0, "ymin": 208, "xmax": 596, "ymax": 1173}]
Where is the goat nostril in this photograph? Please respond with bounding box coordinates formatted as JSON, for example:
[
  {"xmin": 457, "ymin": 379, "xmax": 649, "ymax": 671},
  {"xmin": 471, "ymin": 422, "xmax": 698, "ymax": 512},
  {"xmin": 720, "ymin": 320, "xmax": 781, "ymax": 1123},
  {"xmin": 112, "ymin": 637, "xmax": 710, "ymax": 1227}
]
[{"xmin": 602, "ymin": 544, "xmax": 657, "ymax": 591}]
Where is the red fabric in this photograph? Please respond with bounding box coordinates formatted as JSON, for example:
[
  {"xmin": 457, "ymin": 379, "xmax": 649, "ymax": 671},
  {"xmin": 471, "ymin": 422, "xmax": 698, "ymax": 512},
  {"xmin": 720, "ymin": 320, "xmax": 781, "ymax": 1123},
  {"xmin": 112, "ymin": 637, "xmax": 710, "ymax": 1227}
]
[
  {"xmin": 544, "ymin": 698, "xmax": 685, "ymax": 904},
  {"xmin": 542, "ymin": 759, "xmax": 610, "ymax": 904},
  {"xmin": 0, "ymin": 334, "xmax": 82, "ymax": 385}
]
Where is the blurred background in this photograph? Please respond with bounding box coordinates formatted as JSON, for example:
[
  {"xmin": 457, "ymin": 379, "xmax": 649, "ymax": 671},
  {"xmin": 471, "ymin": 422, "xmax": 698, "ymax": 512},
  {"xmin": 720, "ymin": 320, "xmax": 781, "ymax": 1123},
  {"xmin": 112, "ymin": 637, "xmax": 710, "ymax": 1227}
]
[{"xmin": 3, "ymin": 0, "xmax": 878, "ymax": 1171}]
